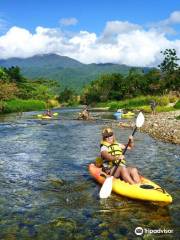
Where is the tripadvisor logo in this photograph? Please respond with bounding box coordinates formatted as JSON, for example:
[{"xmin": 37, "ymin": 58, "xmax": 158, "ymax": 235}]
[
  {"xmin": 134, "ymin": 227, "xmax": 174, "ymax": 236},
  {"xmin": 135, "ymin": 227, "xmax": 143, "ymax": 236}
]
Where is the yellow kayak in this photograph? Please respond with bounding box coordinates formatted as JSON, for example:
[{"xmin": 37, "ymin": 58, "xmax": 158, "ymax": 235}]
[
  {"xmin": 89, "ymin": 163, "xmax": 172, "ymax": 205},
  {"xmin": 122, "ymin": 111, "xmax": 135, "ymax": 118},
  {"xmin": 37, "ymin": 112, "xmax": 59, "ymax": 119},
  {"xmin": 41, "ymin": 115, "xmax": 52, "ymax": 119}
]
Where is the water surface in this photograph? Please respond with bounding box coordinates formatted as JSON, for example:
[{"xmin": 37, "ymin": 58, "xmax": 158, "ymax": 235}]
[{"xmin": 0, "ymin": 109, "xmax": 179, "ymax": 239}]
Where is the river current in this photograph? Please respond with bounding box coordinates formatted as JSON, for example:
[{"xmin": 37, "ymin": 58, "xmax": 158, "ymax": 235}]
[{"xmin": 0, "ymin": 108, "xmax": 179, "ymax": 239}]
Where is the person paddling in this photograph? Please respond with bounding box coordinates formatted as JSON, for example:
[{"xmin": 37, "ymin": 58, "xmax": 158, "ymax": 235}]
[
  {"xmin": 100, "ymin": 127, "xmax": 140, "ymax": 184},
  {"xmin": 78, "ymin": 105, "xmax": 91, "ymax": 120},
  {"xmin": 44, "ymin": 109, "xmax": 53, "ymax": 117}
]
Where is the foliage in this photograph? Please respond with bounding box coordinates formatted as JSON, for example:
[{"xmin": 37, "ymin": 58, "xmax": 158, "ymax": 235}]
[
  {"xmin": 98, "ymin": 95, "xmax": 176, "ymax": 112},
  {"xmin": 158, "ymin": 49, "xmax": 180, "ymax": 91},
  {"xmin": 0, "ymin": 54, "xmax": 142, "ymax": 91},
  {"xmin": 0, "ymin": 81, "xmax": 19, "ymax": 100},
  {"xmin": 158, "ymin": 49, "xmax": 179, "ymax": 74},
  {"xmin": 0, "ymin": 66, "xmax": 61, "ymax": 113},
  {"xmin": 58, "ymin": 87, "xmax": 78, "ymax": 105},
  {"xmin": 107, "ymin": 96, "xmax": 152, "ymax": 110},
  {"xmin": 47, "ymin": 99, "xmax": 60, "ymax": 108},
  {"xmin": 81, "ymin": 48, "xmax": 180, "ymax": 105},
  {"xmin": 168, "ymin": 94, "xmax": 178, "ymax": 103},
  {"xmin": 174, "ymin": 100, "xmax": 180, "ymax": 109},
  {"xmin": 0, "ymin": 67, "xmax": 61, "ymax": 101},
  {"xmin": 2, "ymin": 99, "xmax": 45, "ymax": 113}
]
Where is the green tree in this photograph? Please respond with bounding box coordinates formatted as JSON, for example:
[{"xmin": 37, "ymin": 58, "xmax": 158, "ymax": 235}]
[
  {"xmin": 0, "ymin": 68, "xmax": 10, "ymax": 82},
  {"xmin": 4, "ymin": 66, "xmax": 24, "ymax": 83},
  {"xmin": 0, "ymin": 81, "xmax": 19, "ymax": 100},
  {"xmin": 158, "ymin": 49, "xmax": 180, "ymax": 91},
  {"xmin": 58, "ymin": 87, "xmax": 76, "ymax": 103},
  {"xmin": 143, "ymin": 69, "xmax": 161, "ymax": 94},
  {"xmin": 158, "ymin": 49, "xmax": 179, "ymax": 75}
]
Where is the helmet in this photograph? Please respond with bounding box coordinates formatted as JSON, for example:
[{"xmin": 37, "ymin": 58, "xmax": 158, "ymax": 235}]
[{"xmin": 102, "ymin": 127, "xmax": 114, "ymax": 139}]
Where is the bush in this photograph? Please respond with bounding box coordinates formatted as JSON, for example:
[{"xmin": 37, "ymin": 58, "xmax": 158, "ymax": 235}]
[
  {"xmin": 47, "ymin": 99, "xmax": 60, "ymax": 108},
  {"xmin": 156, "ymin": 106, "xmax": 174, "ymax": 112},
  {"xmin": 169, "ymin": 95, "xmax": 178, "ymax": 103},
  {"xmin": 156, "ymin": 95, "xmax": 169, "ymax": 106},
  {"xmin": 174, "ymin": 100, "xmax": 180, "ymax": 109},
  {"xmin": 108, "ymin": 96, "xmax": 152, "ymax": 110},
  {"xmin": 137, "ymin": 106, "xmax": 151, "ymax": 113},
  {"xmin": 3, "ymin": 99, "xmax": 46, "ymax": 113}
]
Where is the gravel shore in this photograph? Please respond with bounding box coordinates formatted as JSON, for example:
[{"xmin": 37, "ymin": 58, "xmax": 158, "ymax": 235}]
[{"xmin": 140, "ymin": 110, "xmax": 180, "ymax": 144}]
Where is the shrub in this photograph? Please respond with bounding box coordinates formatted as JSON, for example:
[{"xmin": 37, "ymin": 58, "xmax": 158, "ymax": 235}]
[
  {"xmin": 156, "ymin": 95, "xmax": 169, "ymax": 106},
  {"xmin": 3, "ymin": 99, "xmax": 46, "ymax": 113},
  {"xmin": 156, "ymin": 106, "xmax": 174, "ymax": 112},
  {"xmin": 174, "ymin": 100, "xmax": 180, "ymax": 109},
  {"xmin": 169, "ymin": 95, "xmax": 178, "ymax": 103}
]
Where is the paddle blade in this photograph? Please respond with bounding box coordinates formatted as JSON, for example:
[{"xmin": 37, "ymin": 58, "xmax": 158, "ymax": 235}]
[
  {"xmin": 136, "ymin": 112, "xmax": 145, "ymax": 128},
  {"xmin": 99, "ymin": 176, "xmax": 113, "ymax": 199}
]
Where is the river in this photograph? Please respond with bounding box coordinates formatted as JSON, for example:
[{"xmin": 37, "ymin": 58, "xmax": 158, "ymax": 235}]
[{"xmin": 0, "ymin": 108, "xmax": 179, "ymax": 239}]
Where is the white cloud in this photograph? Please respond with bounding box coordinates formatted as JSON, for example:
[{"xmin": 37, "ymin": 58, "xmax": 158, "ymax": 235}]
[
  {"xmin": 0, "ymin": 13, "xmax": 180, "ymax": 67},
  {"xmin": 165, "ymin": 11, "xmax": 180, "ymax": 24},
  {"xmin": 149, "ymin": 11, "xmax": 180, "ymax": 35},
  {"xmin": 103, "ymin": 21, "xmax": 141, "ymax": 36},
  {"xmin": 59, "ymin": 17, "xmax": 78, "ymax": 26}
]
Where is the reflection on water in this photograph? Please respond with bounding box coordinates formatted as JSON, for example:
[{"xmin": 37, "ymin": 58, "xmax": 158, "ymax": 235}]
[{"xmin": 0, "ymin": 109, "xmax": 180, "ymax": 239}]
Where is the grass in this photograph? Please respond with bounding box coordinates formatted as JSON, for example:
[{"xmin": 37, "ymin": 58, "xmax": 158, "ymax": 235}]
[
  {"xmin": 96, "ymin": 95, "xmax": 179, "ymax": 113},
  {"xmin": 2, "ymin": 99, "xmax": 46, "ymax": 113}
]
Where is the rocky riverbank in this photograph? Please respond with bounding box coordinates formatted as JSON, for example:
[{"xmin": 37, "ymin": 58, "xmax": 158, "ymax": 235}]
[
  {"xmin": 140, "ymin": 111, "xmax": 180, "ymax": 144},
  {"xmin": 113, "ymin": 110, "xmax": 180, "ymax": 144}
]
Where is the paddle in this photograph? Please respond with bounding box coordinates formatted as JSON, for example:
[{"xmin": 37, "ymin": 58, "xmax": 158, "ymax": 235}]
[{"xmin": 99, "ymin": 112, "xmax": 145, "ymax": 199}]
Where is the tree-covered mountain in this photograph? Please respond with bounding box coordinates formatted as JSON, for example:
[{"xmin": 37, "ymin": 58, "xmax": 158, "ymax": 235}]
[{"xmin": 0, "ymin": 54, "xmax": 143, "ymax": 91}]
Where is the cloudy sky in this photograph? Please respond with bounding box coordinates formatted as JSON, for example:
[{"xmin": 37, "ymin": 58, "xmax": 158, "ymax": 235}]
[{"xmin": 0, "ymin": 0, "xmax": 179, "ymax": 67}]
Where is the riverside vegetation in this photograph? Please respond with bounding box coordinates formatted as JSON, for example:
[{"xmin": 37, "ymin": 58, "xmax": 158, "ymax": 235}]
[
  {"xmin": 0, "ymin": 49, "xmax": 179, "ymax": 145},
  {"xmin": 0, "ymin": 66, "xmax": 60, "ymax": 113}
]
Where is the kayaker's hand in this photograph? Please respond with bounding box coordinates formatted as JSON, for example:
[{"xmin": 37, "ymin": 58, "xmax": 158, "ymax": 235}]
[{"xmin": 129, "ymin": 135, "xmax": 134, "ymax": 142}]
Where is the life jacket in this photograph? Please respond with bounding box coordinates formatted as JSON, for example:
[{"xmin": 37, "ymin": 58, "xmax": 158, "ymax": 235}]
[{"xmin": 100, "ymin": 140, "xmax": 126, "ymax": 166}]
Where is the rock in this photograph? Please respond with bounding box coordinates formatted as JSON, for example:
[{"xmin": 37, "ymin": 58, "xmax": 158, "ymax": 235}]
[{"xmin": 140, "ymin": 110, "xmax": 180, "ymax": 144}]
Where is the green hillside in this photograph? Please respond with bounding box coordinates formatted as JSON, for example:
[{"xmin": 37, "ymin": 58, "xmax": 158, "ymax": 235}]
[{"xmin": 0, "ymin": 54, "xmax": 143, "ymax": 91}]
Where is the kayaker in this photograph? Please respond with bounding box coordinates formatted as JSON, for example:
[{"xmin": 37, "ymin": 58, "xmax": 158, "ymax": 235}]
[
  {"xmin": 44, "ymin": 109, "xmax": 53, "ymax": 117},
  {"xmin": 78, "ymin": 105, "xmax": 91, "ymax": 120},
  {"xmin": 100, "ymin": 127, "xmax": 140, "ymax": 184}
]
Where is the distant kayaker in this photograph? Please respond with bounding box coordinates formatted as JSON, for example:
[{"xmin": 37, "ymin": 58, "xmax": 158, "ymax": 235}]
[
  {"xmin": 100, "ymin": 127, "xmax": 140, "ymax": 184},
  {"xmin": 78, "ymin": 105, "xmax": 91, "ymax": 120},
  {"xmin": 44, "ymin": 109, "xmax": 53, "ymax": 117}
]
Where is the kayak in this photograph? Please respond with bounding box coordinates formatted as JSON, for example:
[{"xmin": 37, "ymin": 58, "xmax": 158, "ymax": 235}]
[
  {"xmin": 37, "ymin": 112, "xmax": 58, "ymax": 119},
  {"xmin": 122, "ymin": 111, "xmax": 135, "ymax": 118},
  {"xmin": 89, "ymin": 163, "xmax": 172, "ymax": 205},
  {"xmin": 113, "ymin": 112, "xmax": 122, "ymax": 120},
  {"xmin": 41, "ymin": 115, "xmax": 52, "ymax": 119}
]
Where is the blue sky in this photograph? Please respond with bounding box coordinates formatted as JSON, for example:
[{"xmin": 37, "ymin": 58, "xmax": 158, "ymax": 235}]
[{"xmin": 0, "ymin": 0, "xmax": 179, "ymax": 66}]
